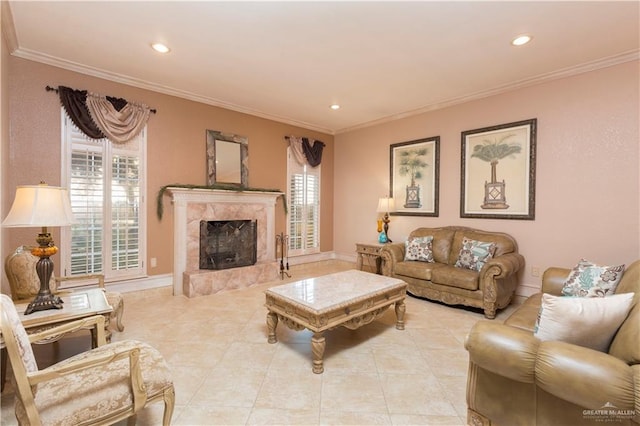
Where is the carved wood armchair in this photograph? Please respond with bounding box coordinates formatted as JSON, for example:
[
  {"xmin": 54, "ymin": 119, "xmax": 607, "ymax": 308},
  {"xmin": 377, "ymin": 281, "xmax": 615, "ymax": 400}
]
[
  {"xmin": 0, "ymin": 294, "xmax": 175, "ymax": 425},
  {"xmin": 4, "ymin": 246, "xmax": 125, "ymax": 333}
]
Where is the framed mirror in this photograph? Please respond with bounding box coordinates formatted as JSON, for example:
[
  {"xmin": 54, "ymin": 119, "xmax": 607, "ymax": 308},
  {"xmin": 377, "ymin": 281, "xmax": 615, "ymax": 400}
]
[{"xmin": 206, "ymin": 130, "xmax": 249, "ymax": 187}]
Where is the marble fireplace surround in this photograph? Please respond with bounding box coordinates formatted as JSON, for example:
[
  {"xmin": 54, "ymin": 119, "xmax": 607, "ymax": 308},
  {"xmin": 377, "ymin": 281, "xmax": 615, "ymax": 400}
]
[{"xmin": 167, "ymin": 187, "xmax": 282, "ymax": 297}]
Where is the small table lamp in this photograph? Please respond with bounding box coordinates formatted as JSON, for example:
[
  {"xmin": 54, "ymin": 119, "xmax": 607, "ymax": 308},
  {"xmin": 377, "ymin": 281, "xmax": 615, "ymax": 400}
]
[
  {"xmin": 376, "ymin": 197, "xmax": 395, "ymax": 243},
  {"xmin": 2, "ymin": 183, "xmax": 75, "ymax": 314}
]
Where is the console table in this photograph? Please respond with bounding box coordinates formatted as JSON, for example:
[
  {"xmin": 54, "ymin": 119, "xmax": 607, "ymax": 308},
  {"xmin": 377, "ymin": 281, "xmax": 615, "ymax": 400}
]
[{"xmin": 355, "ymin": 242, "xmax": 385, "ymax": 274}]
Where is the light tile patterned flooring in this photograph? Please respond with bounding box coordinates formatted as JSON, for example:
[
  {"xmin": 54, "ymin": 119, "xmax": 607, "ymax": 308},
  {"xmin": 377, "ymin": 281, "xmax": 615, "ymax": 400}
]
[{"xmin": 1, "ymin": 260, "xmax": 517, "ymax": 425}]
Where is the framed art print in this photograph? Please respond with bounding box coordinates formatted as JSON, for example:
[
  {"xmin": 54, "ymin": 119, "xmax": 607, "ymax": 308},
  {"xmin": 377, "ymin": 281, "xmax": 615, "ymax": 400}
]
[
  {"xmin": 390, "ymin": 136, "xmax": 440, "ymax": 217},
  {"xmin": 461, "ymin": 119, "xmax": 536, "ymax": 220}
]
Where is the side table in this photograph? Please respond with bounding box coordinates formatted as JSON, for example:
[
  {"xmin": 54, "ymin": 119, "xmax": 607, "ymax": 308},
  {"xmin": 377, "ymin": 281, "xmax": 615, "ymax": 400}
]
[{"xmin": 356, "ymin": 242, "xmax": 385, "ymax": 274}]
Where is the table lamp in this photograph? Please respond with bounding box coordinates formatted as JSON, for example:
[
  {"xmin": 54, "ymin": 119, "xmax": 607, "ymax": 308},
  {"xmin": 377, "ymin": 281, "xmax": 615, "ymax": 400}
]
[
  {"xmin": 376, "ymin": 197, "xmax": 395, "ymax": 243},
  {"xmin": 2, "ymin": 183, "xmax": 75, "ymax": 314}
]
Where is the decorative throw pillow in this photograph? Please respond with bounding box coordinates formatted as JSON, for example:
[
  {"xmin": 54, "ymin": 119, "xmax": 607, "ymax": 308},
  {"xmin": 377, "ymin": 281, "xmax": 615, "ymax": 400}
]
[
  {"xmin": 404, "ymin": 236, "xmax": 434, "ymax": 262},
  {"xmin": 454, "ymin": 237, "xmax": 496, "ymax": 271},
  {"xmin": 534, "ymin": 292, "xmax": 634, "ymax": 352},
  {"xmin": 561, "ymin": 259, "xmax": 626, "ymax": 297}
]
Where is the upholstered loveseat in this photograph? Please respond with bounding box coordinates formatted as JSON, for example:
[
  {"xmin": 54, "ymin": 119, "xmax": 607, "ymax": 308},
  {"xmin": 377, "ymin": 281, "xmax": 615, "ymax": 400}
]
[
  {"xmin": 380, "ymin": 226, "xmax": 524, "ymax": 319},
  {"xmin": 465, "ymin": 260, "xmax": 640, "ymax": 426}
]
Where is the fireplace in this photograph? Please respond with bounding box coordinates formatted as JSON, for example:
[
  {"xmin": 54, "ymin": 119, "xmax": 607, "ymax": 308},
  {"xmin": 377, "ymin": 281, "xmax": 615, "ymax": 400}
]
[
  {"xmin": 200, "ymin": 219, "xmax": 257, "ymax": 270},
  {"xmin": 167, "ymin": 187, "xmax": 281, "ymax": 297}
]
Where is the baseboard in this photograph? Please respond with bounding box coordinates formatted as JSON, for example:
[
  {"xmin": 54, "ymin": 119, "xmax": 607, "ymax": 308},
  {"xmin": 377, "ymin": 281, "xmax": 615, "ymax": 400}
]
[
  {"xmin": 287, "ymin": 251, "xmax": 339, "ymax": 265},
  {"xmin": 516, "ymin": 282, "xmax": 540, "ymax": 299},
  {"xmin": 105, "ymin": 273, "xmax": 173, "ymax": 294}
]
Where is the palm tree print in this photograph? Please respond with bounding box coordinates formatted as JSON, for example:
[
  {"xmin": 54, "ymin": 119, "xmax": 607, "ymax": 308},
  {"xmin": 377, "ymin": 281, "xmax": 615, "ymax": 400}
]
[
  {"xmin": 398, "ymin": 148, "xmax": 428, "ymax": 186},
  {"xmin": 471, "ymin": 133, "xmax": 521, "ymax": 183}
]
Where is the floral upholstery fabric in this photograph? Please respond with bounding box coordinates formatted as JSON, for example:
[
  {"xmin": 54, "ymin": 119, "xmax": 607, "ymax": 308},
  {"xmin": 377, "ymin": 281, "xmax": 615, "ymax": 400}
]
[
  {"xmin": 561, "ymin": 259, "xmax": 626, "ymax": 297},
  {"xmin": 454, "ymin": 237, "xmax": 496, "ymax": 272},
  {"xmin": 14, "ymin": 339, "xmax": 173, "ymax": 425},
  {"xmin": 105, "ymin": 291, "xmax": 125, "ymax": 331},
  {"xmin": 0, "ymin": 294, "xmax": 38, "ymax": 373},
  {"xmin": 5, "ymin": 247, "xmax": 57, "ymax": 300},
  {"xmin": 404, "ymin": 236, "xmax": 434, "ymax": 262}
]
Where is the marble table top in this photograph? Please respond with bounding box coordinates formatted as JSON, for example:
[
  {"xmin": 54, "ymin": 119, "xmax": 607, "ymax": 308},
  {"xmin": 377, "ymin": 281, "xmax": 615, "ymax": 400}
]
[{"xmin": 266, "ymin": 269, "xmax": 406, "ymax": 313}]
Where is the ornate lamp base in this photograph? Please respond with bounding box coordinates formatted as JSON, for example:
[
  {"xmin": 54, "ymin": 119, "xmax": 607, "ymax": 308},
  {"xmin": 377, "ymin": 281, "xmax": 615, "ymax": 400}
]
[
  {"xmin": 382, "ymin": 213, "xmax": 392, "ymax": 243},
  {"xmin": 24, "ymin": 237, "xmax": 64, "ymax": 315},
  {"xmin": 24, "ymin": 292, "xmax": 64, "ymax": 315}
]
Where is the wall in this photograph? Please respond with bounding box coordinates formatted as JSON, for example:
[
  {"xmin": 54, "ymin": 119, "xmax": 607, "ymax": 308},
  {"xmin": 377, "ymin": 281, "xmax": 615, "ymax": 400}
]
[
  {"xmin": 2, "ymin": 57, "xmax": 334, "ymax": 293},
  {"xmin": 0, "ymin": 10, "xmax": 9, "ymax": 287},
  {"xmin": 334, "ymin": 61, "xmax": 640, "ymax": 296}
]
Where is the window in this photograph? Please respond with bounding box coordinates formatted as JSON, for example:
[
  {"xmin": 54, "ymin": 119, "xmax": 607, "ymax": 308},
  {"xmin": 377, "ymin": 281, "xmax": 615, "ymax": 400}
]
[
  {"xmin": 61, "ymin": 112, "xmax": 146, "ymax": 281},
  {"xmin": 287, "ymin": 148, "xmax": 320, "ymax": 256}
]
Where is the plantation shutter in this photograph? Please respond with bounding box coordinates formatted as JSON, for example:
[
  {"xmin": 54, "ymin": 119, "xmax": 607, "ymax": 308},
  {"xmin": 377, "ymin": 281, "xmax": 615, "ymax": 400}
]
[
  {"xmin": 69, "ymin": 144, "xmax": 104, "ymax": 275},
  {"xmin": 62, "ymin": 112, "xmax": 146, "ymax": 280},
  {"xmin": 287, "ymin": 148, "xmax": 320, "ymax": 255}
]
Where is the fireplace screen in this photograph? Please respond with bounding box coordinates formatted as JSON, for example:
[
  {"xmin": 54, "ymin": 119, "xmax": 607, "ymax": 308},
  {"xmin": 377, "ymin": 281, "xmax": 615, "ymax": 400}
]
[{"xmin": 200, "ymin": 220, "xmax": 257, "ymax": 270}]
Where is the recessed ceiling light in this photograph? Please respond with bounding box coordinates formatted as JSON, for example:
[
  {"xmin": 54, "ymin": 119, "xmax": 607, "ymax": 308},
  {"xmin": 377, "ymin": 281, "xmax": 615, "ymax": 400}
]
[
  {"xmin": 330, "ymin": 104, "xmax": 340, "ymax": 110},
  {"xmin": 151, "ymin": 43, "xmax": 171, "ymax": 53},
  {"xmin": 511, "ymin": 35, "xmax": 532, "ymax": 46}
]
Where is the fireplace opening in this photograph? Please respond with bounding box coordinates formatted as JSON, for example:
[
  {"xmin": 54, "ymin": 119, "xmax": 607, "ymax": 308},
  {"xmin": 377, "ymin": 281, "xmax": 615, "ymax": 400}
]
[{"xmin": 200, "ymin": 220, "xmax": 257, "ymax": 270}]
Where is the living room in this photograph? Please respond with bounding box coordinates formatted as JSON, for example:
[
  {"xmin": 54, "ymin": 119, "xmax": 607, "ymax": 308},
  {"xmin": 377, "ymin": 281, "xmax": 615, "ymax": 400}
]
[
  {"xmin": 2, "ymin": 2, "xmax": 638, "ymax": 298},
  {"xmin": 1, "ymin": 2, "xmax": 639, "ymax": 425}
]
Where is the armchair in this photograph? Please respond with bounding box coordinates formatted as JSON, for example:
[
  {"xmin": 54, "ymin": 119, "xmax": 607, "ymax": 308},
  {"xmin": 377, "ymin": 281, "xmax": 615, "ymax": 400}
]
[
  {"xmin": 5, "ymin": 246, "xmax": 125, "ymax": 333},
  {"xmin": 465, "ymin": 260, "xmax": 640, "ymax": 425},
  {"xmin": 0, "ymin": 294, "xmax": 175, "ymax": 425}
]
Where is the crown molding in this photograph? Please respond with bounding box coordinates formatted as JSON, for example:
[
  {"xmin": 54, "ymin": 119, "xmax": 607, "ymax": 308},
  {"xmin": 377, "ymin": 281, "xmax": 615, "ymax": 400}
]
[
  {"xmin": 10, "ymin": 44, "xmax": 639, "ymax": 136},
  {"xmin": 335, "ymin": 49, "xmax": 640, "ymax": 134},
  {"xmin": 11, "ymin": 46, "xmax": 335, "ymax": 135}
]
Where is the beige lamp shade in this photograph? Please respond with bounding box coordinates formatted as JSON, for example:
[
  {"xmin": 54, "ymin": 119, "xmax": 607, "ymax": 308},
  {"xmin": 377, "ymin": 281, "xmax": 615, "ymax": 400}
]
[
  {"xmin": 2, "ymin": 184, "xmax": 75, "ymax": 228},
  {"xmin": 376, "ymin": 197, "xmax": 395, "ymax": 213}
]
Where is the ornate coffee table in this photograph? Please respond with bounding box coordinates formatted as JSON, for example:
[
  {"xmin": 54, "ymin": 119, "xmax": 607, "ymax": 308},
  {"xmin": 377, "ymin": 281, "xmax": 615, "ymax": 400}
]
[{"xmin": 265, "ymin": 269, "xmax": 407, "ymax": 373}]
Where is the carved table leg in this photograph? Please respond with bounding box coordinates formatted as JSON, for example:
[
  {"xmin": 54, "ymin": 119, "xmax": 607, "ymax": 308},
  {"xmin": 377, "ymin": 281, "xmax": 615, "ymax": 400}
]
[
  {"xmin": 395, "ymin": 299, "xmax": 406, "ymax": 330},
  {"xmin": 375, "ymin": 256, "xmax": 382, "ymax": 274},
  {"xmin": 266, "ymin": 311, "xmax": 278, "ymax": 344},
  {"xmin": 311, "ymin": 332, "xmax": 326, "ymax": 374}
]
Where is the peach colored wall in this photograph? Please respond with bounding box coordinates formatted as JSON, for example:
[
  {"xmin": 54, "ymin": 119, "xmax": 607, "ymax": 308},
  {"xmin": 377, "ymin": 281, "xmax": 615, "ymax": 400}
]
[
  {"xmin": 2, "ymin": 57, "xmax": 334, "ymax": 290},
  {"xmin": 1, "ymin": 24, "xmax": 9, "ymax": 293},
  {"xmin": 334, "ymin": 61, "xmax": 640, "ymax": 295}
]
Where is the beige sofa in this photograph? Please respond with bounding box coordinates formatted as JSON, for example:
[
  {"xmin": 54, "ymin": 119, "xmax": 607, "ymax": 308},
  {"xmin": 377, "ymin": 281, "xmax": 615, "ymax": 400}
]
[
  {"xmin": 380, "ymin": 226, "xmax": 524, "ymax": 319},
  {"xmin": 465, "ymin": 260, "xmax": 640, "ymax": 426}
]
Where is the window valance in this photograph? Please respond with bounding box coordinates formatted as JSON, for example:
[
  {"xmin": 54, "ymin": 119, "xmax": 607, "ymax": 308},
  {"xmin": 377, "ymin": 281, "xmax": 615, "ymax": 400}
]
[
  {"xmin": 56, "ymin": 85, "xmax": 153, "ymax": 143},
  {"xmin": 285, "ymin": 135, "xmax": 325, "ymax": 167}
]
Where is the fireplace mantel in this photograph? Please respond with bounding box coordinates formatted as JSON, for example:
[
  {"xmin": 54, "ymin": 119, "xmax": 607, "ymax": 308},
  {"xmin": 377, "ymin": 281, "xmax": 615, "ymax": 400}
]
[{"xmin": 167, "ymin": 187, "xmax": 282, "ymax": 296}]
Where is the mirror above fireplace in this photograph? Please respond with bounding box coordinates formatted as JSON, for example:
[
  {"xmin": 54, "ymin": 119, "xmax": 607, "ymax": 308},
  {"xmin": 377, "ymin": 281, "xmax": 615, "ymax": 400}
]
[{"xmin": 206, "ymin": 130, "xmax": 249, "ymax": 188}]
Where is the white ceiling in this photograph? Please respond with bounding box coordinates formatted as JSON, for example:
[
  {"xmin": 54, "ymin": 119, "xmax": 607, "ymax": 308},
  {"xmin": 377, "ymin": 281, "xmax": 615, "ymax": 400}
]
[{"xmin": 4, "ymin": 1, "xmax": 639, "ymax": 134}]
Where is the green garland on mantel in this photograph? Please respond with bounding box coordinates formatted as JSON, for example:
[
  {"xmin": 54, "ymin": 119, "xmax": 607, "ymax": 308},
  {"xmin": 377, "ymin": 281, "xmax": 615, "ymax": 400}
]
[{"xmin": 157, "ymin": 184, "xmax": 287, "ymax": 220}]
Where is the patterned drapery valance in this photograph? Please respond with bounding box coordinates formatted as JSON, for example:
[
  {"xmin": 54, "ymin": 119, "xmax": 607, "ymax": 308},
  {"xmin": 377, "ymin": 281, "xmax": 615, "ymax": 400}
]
[
  {"xmin": 57, "ymin": 86, "xmax": 152, "ymax": 143},
  {"xmin": 285, "ymin": 135, "xmax": 325, "ymax": 167}
]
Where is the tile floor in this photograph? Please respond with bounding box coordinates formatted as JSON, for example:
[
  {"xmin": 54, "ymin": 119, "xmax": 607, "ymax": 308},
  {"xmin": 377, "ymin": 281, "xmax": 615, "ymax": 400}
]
[{"xmin": 0, "ymin": 260, "xmax": 517, "ymax": 425}]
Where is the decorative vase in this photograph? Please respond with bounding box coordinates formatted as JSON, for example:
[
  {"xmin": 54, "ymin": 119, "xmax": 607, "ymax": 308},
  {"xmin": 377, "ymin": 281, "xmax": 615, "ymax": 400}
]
[
  {"xmin": 376, "ymin": 219, "xmax": 383, "ymax": 233},
  {"xmin": 378, "ymin": 231, "xmax": 388, "ymax": 244}
]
